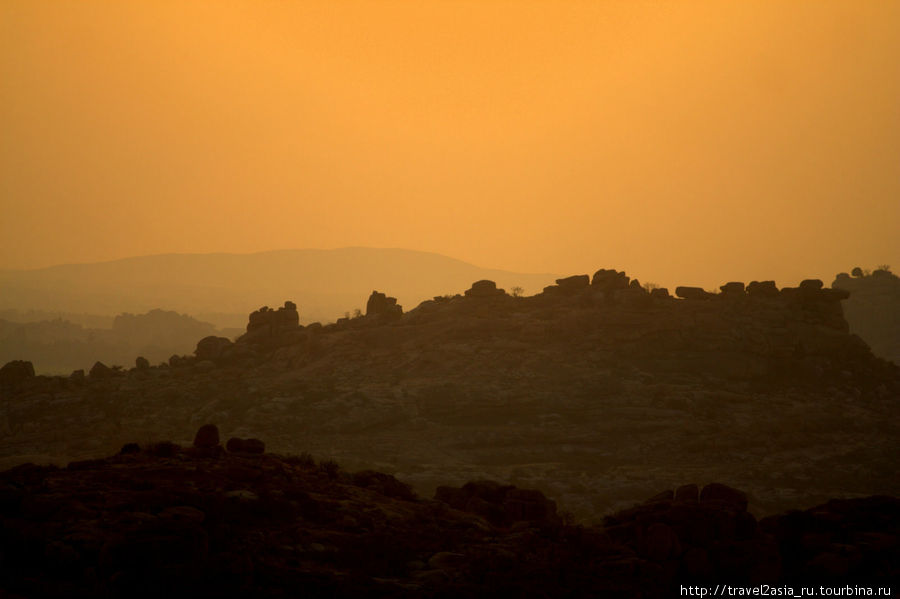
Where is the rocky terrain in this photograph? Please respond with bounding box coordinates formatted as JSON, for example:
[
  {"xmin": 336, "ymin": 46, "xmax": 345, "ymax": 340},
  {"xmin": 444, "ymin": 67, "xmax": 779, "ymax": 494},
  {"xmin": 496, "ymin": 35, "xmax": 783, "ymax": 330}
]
[
  {"xmin": 834, "ymin": 267, "xmax": 900, "ymax": 365},
  {"xmin": 1, "ymin": 425, "xmax": 897, "ymax": 598},
  {"xmin": 1, "ymin": 268, "xmax": 898, "ymax": 524}
]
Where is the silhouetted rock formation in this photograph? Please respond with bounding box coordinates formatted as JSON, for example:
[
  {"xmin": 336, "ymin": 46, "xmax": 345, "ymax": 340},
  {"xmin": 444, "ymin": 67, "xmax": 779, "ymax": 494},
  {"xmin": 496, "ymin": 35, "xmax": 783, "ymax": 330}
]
[
  {"xmin": 555, "ymin": 274, "xmax": 590, "ymax": 294},
  {"xmin": 195, "ymin": 335, "xmax": 233, "ymax": 360},
  {"xmin": 676, "ymin": 286, "xmax": 712, "ymax": 300},
  {"xmin": 720, "ymin": 281, "xmax": 745, "ymax": 295},
  {"xmin": 464, "ymin": 279, "xmax": 505, "ymax": 297},
  {"xmin": 0, "ymin": 360, "xmax": 34, "ymax": 388},
  {"xmin": 192, "ymin": 423, "xmax": 220, "ymax": 448},
  {"xmin": 833, "ymin": 267, "xmax": 900, "ymax": 364},
  {"xmin": 365, "ymin": 290, "xmax": 403, "ymax": 319},
  {"xmin": 591, "ymin": 268, "xmax": 630, "ymax": 290},
  {"xmin": 242, "ymin": 301, "xmax": 300, "ymax": 344},
  {"xmin": 747, "ymin": 280, "xmax": 779, "ymax": 297},
  {"xmin": 0, "ymin": 436, "xmax": 896, "ymax": 598},
  {"xmin": 88, "ymin": 360, "xmax": 114, "ymax": 379}
]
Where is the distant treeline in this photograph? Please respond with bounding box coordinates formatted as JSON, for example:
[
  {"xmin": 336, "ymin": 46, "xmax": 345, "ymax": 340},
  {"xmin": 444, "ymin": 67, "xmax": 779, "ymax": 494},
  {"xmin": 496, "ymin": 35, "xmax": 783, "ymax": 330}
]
[{"xmin": 0, "ymin": 309, "xmax": 242, "ymax": 375}]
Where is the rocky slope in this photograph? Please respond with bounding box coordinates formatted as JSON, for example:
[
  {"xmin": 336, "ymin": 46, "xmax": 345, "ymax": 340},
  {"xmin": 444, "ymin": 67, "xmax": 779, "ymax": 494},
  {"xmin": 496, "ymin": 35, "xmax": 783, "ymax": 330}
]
[
  {"xmin": 1, "ymin": 269, "xmax": 898, "ymax": 523},
  {"xmin": 1, "ymin": 427, "xmax": 897, "ymax": 598}
]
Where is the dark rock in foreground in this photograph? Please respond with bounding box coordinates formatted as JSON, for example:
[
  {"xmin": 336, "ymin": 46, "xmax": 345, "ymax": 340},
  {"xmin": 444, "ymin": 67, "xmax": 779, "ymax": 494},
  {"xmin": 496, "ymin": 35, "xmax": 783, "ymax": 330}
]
[{"xmin": 0, "ymin": 429, "xmax": 897, "ymax": 598}]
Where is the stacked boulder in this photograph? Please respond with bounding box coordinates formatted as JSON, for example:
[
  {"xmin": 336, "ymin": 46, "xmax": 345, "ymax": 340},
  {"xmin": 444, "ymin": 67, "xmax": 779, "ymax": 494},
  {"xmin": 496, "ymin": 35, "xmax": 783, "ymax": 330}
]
[
  {"xmin": 747, "ymin": 280, "xmax": 779, "ymax": 297},
  {"xmin": 464, "ymin": 280, "xmax": 506, "ymax": 298},
  {"xmin": 242, "ymin": 301, "xmax": 300, "ymax": 343},
  {"xmin": 591, "ymin": 269, "xmax": 631, "ymax": 291},
  {"xmin": 365, "ymin": 291, "xmax": 403, "ymax": 319},
  {"xmin": 551, "ymin": 274, "xmax": 590, "ymax": 295}
]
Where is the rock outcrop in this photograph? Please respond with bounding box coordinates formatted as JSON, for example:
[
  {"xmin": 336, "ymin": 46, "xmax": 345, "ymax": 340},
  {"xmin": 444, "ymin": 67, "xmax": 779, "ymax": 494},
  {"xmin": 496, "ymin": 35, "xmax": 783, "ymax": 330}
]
[
  {"xmin": 88, "ymin": 360, "xmax": 114, "ymax": 379},
  {"xmin": 0, "ymin": 360, "xmax": 34, "ymax": 388},
  {"xmin": 365, "ymin": 290, "xmax": 403, "ymax": 319},
  {"xmin": 242, "ymin": 301, "xmax": 300, "ymax": 344},
  {"xmin": 833, "ymin": 268, "xmax": 900, "ymax": 364},
  {"xmin": 464, "ymin": 279, "xmax": 506, "ymax": 297}
]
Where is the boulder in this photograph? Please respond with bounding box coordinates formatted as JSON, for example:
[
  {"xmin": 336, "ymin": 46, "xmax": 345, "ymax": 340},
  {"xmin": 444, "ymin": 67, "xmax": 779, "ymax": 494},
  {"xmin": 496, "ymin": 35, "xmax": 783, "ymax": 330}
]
[
  {"xmin": 366, "ymin": 291, "xmax": 403, "ymax": 318},
  {"xmin": 719, "ymin": 282, "xmax": 745, "ymax": 294},
  {"xmin": 675, "ymin": 286, "xmax": 712, "ymax": 300},
  {"xmin": 0, "ymin": 360, "xmax": 35, "ymax": 387},
  {"xmin": 89, "ymin": 361, "xmax": 114, "ymax": 379},
  {"xmin": 134, "ymin": 356, "xmax": 150, "ymax": 370},
  {"xmin": 245, "ymin": 301, "xmax": 300, "ymax": 339},
  {"xmin": 555, "ymin": 275, "xmax": 590, "ymax": 294},
  {"xmin": 591, "ymin": 269, "xmax": 630, "ymax": 291},
  {"xmin": 747, "ymin": 280, "xmax": 779, "ymax": 297},
  {"xmin": 193, "ymin": 424, "xmax": 220, "ymax": 448},
  {"xmin": 650, "ymin": 287, "xmax": 670, "ymax": 299},
  {"xmin": 195, "ymin": 336, "xmax": 233, "ymax": 360},
  {"xmin": 465, "ymin": 280, "xmax": 505, "ymax": 298},
  {"xmin": 799, "ymin": 279, "xmax": 824, "ymax": 291},
  {"xmin": 119, "ymin": 442, "xmax": 141, "ymax": 455}
]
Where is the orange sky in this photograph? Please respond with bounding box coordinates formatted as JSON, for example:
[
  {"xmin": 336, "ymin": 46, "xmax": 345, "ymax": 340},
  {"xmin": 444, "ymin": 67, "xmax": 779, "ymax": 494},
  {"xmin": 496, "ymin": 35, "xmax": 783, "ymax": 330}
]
[{"xmin": 1, "ymin": 1, "xmax": 898, "ymax": 290}]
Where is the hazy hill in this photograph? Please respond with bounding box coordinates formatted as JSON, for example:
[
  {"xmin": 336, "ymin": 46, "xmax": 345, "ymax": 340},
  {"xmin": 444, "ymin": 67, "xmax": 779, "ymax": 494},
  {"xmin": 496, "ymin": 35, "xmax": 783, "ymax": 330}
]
[
  {"xmin": 0, "ymin": 248, "xmax": 557, "ymax": 328},
  {"xmin": 0, "ymin": 309, "xmax": 240, "ymax": 375}
]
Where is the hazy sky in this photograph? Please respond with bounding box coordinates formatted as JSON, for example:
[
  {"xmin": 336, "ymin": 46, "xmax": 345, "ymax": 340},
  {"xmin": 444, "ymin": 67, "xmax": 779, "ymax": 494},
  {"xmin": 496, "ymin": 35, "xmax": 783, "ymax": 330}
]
[{"xmin": 2, "ymin": 1, "xmax": 898, "ymax": 290}]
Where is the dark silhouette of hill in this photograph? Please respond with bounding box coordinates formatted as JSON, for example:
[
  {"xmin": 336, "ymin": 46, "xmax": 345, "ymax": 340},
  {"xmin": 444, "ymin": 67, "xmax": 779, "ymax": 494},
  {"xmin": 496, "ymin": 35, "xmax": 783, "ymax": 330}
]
[
  {"xmin": 833, "ymin": 266, "xmax": 900, "ymax": 365},
  {"xmin": 0, "ymin": 248, "xmax": 557, "ymax": 327},
  {"xmin": 1, "ymin": 425, "xmax": 897, "ymax": 597},
  {"xmin": 0, "ymin": 309, "xmax": 240, "ymax": 375},
  {"xmin": 2, "ymin": 268, "xmax": 898, "ymax": 524}
]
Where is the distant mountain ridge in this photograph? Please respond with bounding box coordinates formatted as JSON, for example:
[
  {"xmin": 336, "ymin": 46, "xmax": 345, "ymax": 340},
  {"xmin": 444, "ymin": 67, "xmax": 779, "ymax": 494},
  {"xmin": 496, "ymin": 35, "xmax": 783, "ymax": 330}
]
[{"xmin": 0, "ymin": 248, "xmax": 557, "ymax": 328}]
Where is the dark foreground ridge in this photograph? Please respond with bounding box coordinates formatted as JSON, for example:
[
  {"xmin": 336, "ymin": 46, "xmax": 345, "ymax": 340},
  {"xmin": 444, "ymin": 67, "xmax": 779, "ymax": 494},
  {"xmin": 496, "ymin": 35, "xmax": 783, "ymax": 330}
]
[{"xmin": 1, "ymin": 426, "xmax": 897, "ymax": 598}]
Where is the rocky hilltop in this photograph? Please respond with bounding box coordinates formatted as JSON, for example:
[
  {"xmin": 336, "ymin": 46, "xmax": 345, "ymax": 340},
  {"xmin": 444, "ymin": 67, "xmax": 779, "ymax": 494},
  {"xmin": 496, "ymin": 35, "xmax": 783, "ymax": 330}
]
[
  {"xmin": 1, "ymin": 268, "xmax": 898, "ymax": 522},
  {"xmin": 1, "ymin": 426, "xmax": 897, "ymax": 598}
]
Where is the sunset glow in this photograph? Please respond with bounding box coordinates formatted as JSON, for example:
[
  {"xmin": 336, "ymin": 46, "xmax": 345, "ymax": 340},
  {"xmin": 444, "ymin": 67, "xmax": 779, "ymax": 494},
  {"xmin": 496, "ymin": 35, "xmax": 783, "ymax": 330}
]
[{"xmin": 2, "ymin": 1, "xmax": 898, "ymax": 289}]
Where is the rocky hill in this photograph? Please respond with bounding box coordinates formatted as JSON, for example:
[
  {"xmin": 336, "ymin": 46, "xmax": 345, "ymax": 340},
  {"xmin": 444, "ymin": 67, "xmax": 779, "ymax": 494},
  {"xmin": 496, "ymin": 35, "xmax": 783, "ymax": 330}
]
[
  {"xmin": 833, "ymin": 267, "xmax": 900, "ymax": 365},
  {"xmin": 1, "ymin": 269, "xmax": 898, "ymax": 523},
  {"xmin": 1, "ymin": 426, "xmax": 897, "ymax": 598}
]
